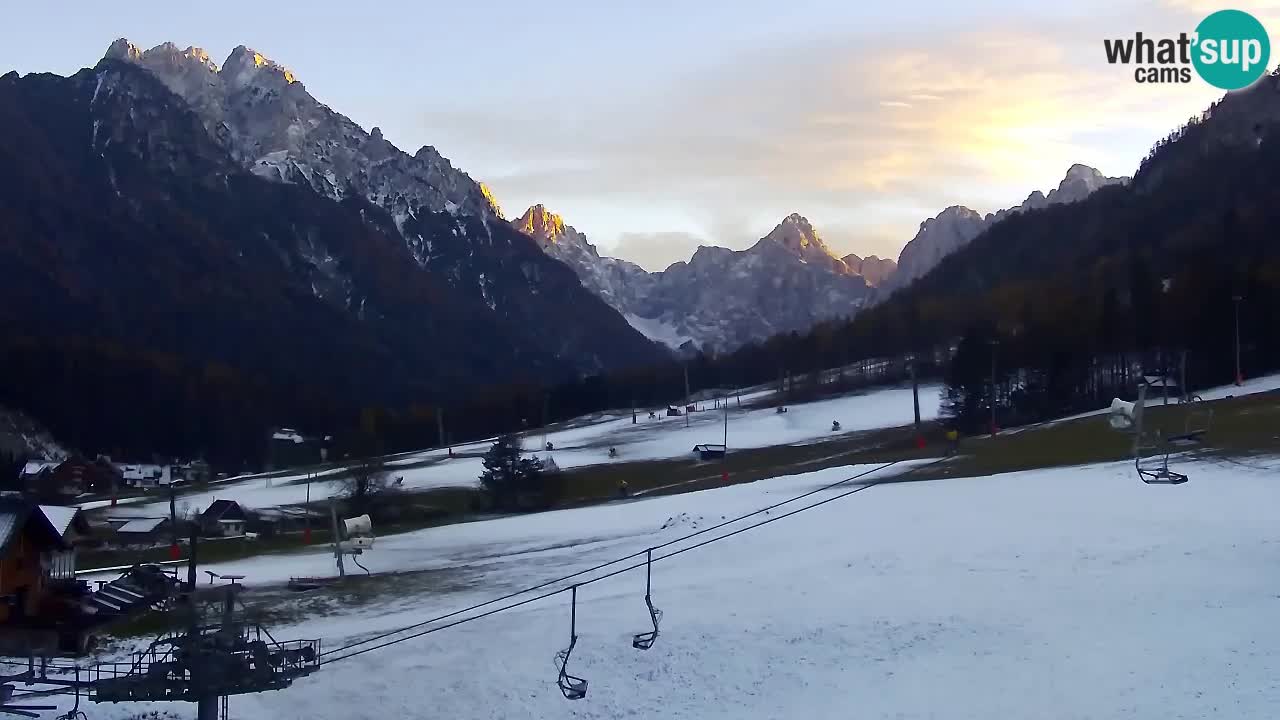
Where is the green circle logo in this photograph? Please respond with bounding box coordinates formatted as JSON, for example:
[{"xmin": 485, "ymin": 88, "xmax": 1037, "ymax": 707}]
[{"xmin": 1192, "ymin": 9, "xmax": 1271, "ymax": 90}]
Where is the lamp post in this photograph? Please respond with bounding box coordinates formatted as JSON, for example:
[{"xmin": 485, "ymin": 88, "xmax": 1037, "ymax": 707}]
[
  {"xmin": 304, "ymin": 469, "xmax": 312, "ymax": 543},
  {"xmin": 1233, "ymin": 295, "xmax": 1243, "ymax": 386},
  {"xmin": 988, "ymin": 339, "xmax": 1000, "ymax": 436},
  {"xmin": 723, "ymin": 395, "xmax": 729, "ymax": 448}
]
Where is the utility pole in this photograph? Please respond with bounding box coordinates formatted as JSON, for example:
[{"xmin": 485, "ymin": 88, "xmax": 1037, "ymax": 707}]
[
  {"xmin": 988, "ymin": 339, "xmax": 1000, "ymax": 436},
  {"xmin": 1180, "ymin": 350, "xmax": 1189, "ymax": 403},
  {"xmin": 329, "ymin": 499, "xmax": 345, "ymax": 578},
  {"xmin": 168, "ymin": 476, "xmax": 180, "ymax": 561},
  {"xmin": 187, "ymin": 524, "xmax": 199, "ymax": 591},
  {"xmin": 910, "ymin": 354, "xmax": 922, "ymax": 447},
  {"xmin": 1233, "ymin": 295, "xmax": 1243, "ymax": 386},
  {"xmin": 683, "ymin": 363, "xmax": 691, "ymax": 428},
  {"xmin": 723, "ymin": 396, "xmax": 729, "ymax": 448},
  {"xmin": 1161, "ymin": 349, "xmax": 1169, "ymax": 406},
  {"xmin": 304, "ymin": 470, "xmax": 313, "ymax": 543}
]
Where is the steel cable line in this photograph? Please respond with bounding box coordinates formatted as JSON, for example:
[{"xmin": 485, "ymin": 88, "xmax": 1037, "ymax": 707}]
[
  {"xmin": 320, "ymin": 455, "xmax": 913, "ymax": 659},
  {"xmin": 319, "ymin": 454, "xmax": 947, "ymax": 666}
]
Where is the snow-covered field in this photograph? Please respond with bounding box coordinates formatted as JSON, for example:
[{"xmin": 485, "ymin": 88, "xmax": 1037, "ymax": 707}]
[
  {"xmin": 63, "ymin": 452, "xmax": 1280, "ymax": 719},
  {"xmin": 103, "ymin": 383, "xmax": 943, "ymax": 516},
  {"xmin": 101, "ymin": 371, "xmax": 1280, "ymax": 518}
]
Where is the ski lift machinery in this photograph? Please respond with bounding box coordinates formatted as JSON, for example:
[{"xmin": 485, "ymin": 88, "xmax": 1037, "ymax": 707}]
[{"xmin": 1108, "ymin": 382, "xmax": 1212, "ymax": 484}]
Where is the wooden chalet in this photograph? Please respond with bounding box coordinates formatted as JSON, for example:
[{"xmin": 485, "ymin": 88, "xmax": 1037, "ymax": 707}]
[
  {"xmin": 199, "ymin": 500, "xmax": 248, "ymax": 537},
  {"xmin": 0, "ymin": 499, "xmax": 85, "ymax": 623}
]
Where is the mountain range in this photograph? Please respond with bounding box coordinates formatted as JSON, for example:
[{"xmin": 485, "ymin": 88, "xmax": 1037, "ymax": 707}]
[
  {"xmin": 511, "ymin": 164, "xmax": 1127, "ymax": 352},
  {"xmin": 515, "ymin": 207, "xmax": 873, "ymax": 351},
  {"xmin": 0, "ymin": 40, "xmax": 673, "ymax": 462},
  {"xmin": 0, "ymin": 37, "xmax": 1161, "ymax": 464}
]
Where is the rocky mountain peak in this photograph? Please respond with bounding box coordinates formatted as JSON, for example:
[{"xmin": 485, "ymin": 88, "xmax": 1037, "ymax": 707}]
[
  {"xmin": 103, "ymin": 38, "xmax": 498, "ymax": 224},
  {"xmin": 842, "ymin": 253, "xmax": 898, "ymax": 288},
  {"xmin": 760, "ymin": 213, "xmax": 850, "ymax": 273},
  {"xmin": 515, "ymin": 204, "xmax": 567, "ymax": 243},
  {"xmin": 104, "ymin": 38, "xmax": 143, "ymax": 63},
  {"xmin": 881, "ymin": 166, "xmax": 1129, "ymax": 296},
  {"xmin": 1048, "ymin": 164, "xmax": 1126, "ymax": 205},
  {"xmin": 765, "ymin": 213, "xmax": 820, "ymax": 250},
  {"xmin": 222, "ymin": 44, "xmax": 298, "ymax": 86},
  {"xmin": 104, "ymin": 39, "xmax": 218, "ymax": 75},
  {"xmin": 1064, "ymin": 163, "xmax": 1104, "ymax": 183}
]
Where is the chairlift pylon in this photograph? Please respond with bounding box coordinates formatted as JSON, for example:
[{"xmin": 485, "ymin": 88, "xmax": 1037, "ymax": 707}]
[
  {"xmin": 632, "ymin": 549, "xmax": 663, "ymax": 651},
  {"xmin": 555, "ymin": 586, "xmax": 588, "ymax": 700}
]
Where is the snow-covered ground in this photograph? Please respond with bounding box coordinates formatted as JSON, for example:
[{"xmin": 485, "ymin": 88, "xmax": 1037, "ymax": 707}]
[
  {"xmin": 100, "ymin": 384, "xmax": 943, "ymax": 516},
  {"xmin": 62, "ymin": 452, "xmax": 1280, "ymax": 719}
]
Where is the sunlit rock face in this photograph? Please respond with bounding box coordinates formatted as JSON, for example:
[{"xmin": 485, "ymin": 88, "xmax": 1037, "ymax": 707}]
[{"xmin": 514, "ymin": 209, "xmax": 872, "ymax": 354}]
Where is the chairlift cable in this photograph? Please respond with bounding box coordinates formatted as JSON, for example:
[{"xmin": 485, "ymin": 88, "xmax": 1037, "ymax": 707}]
[
  {"xmin": 320, "ymin": 454, "xmax": 946, "ymax": 666},
  {"xmin": 320, "ymin": 454, "xmax": 915, "ymax": 659}
]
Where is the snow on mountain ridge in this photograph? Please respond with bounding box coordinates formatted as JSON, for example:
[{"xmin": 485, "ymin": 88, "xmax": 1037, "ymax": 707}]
[{"xmin": 101, "ymin": 38, "xmax": 500, "ymax": 224}]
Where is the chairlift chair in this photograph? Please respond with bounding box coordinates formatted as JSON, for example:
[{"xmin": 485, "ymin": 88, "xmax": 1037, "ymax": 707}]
[
  {"xmin": 1135, "ymin": 446, "xmax": 1189, "ymax": 485},
  {"xmin": 1109, "ymin": 383, "xmax": 1196, "ymax": 485},
  {"xmin": 632, "ymin": 549, "xmax": 663, "ymax": 651},
  {"xmin": 555, "ymin": 586, "xmax": 588, "ymax": 700}
]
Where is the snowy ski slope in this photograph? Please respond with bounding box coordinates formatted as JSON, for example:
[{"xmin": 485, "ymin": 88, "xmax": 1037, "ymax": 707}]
[
  {"xmin": 106, "ymin": 383, "xmax": 944, "ymax": 516},
  {"xmin": 66, "ymin": 452, "xmax": 1280, "ymax": 719}
]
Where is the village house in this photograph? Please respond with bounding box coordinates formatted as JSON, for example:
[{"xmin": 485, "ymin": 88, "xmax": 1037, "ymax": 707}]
[
  {"xmin": 267, "ymin": 428, "xmax": 329, "ymax": 470},
  {"xmin": 36, "ymin": 505, "xmax": 88, "ymax": 582},
  {"xmin": 199, "ymin": 500, "xmax": 248, "ymax": 537},
  {"xmin": 113, "ymin": 517, "xmax": 173, "ymax": 547},
  {"xmin": 0, "ymin": 499, "xmax": 85, "ymax": 622},
  {"xmin": 246, "ymin": 506, "xmax": 322, "ymax": 537},
  {"xmin": 171, "ymin": 460, "xmax": 211, "ymax": 485},
  {"xmin": 118, "ymin": 463, "xmax": 171, "ymax": 489},
  {"xmin": 23, "ymin": 456, "xmax": 120, "ymax": 503}
]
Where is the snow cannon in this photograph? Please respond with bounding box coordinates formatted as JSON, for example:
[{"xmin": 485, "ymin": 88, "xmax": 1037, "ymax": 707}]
[
  {"xmin": 1109, "ymin": 398, "xmax": 1137, "ymax": 429},
  {"xmin": 343, "ymin": 514, "xmax": 372, "ymax": 536},
  {"xmin": 338, "ymin": 536, "xmax": 375, "ymax": 554}
]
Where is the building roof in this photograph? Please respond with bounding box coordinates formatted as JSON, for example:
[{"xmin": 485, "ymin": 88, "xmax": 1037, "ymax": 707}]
[
  {"xmin": 120, "ymin": 464, "xmax": 166, "ymax": 480},
  {"xmin": 0, "ymin": 509, "xmax": 19, "ymax": 551},
  {"xmin": 21, "ymin": 461, "xmax": 57, "ymax": 476},
  {"xmin": 254, "ymin": 506, "xmax": 320, "ymax": 521},
  {"xmin": 117, "ymin": 517, "xmax": 168, "ymax": 534},
  {"xmin": 0, "ymin": 497, "xmax": 67, "ymax": 554},
  {"xmin": 201, "ymin": 499, "xmax": 242, "ymax": 520},
  {"xmin": 38, "ymin": 505, "xmax": 79, "ymax": 538}
]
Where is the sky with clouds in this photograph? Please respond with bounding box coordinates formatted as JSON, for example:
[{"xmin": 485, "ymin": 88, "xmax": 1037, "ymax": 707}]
[{"xmin": 2, "ymin": 0, "xmax": 1276, "ymax": 270}]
